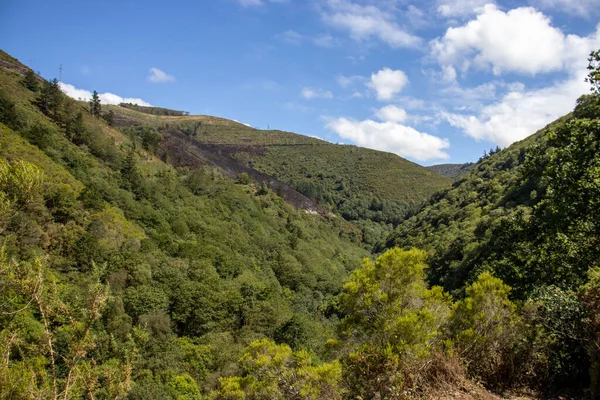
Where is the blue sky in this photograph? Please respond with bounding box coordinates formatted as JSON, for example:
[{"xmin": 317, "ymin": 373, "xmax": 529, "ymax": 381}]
[{"xmin": 1, "ymin": 0, "xmax": 599, "ymax": 165}]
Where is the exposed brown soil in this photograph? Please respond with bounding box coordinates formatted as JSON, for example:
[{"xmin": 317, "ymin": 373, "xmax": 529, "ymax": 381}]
[{"xmin": 158, "ymin": 128, "xmax": 322, "ymax": 213}]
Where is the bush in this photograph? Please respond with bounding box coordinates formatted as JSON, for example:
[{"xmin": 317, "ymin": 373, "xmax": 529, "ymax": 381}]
[
  {"xmin": 448, "ymin": 273, "xmax": 522, "ymax": 387},
  {"xmin": 236, "ymin": 172, "xmax": 251, "ymax": 185}
]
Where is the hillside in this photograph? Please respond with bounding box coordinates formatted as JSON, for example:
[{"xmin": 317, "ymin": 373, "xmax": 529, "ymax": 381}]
[
  {"xmin": 106, "ymin": 104, "xmax": 451, "ymax": 246},
  {"xmin": 428, "ymin": 162, "xmax": 475, "ymax": 179},
  {"xmin": 0, "ymin": 52, "xmax": 372, "ymax": 398},
  {"xmin": 384, "ymin": 93, "xmax": 600, "ymax": 394}
]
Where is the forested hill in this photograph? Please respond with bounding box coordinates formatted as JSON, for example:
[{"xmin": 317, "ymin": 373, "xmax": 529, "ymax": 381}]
[
  {"xmin": 385, "ymin": 95, "xmax": 600, "ymax": 300},
  {"xmin": 0, "ymin": 50, "xmax": 370, "ymax": 397},
  {"xmin": 427, "ymin": 162, "xmax": 474, "ymax": 179},
  {"xmin": 104, "ymin": 103, "xmax": 451, "ymax": 247}
]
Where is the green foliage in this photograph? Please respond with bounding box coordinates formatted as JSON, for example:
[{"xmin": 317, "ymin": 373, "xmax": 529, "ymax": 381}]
[
  {"xmin": 89, "ymin": 90, "xmax": 101, "ymax": 117},
  {"xmin": 427, "ymin": 162, "xmax": 474, "ymax": 179},
  {"xmin": 449, "ymin": 273, "xmax": 521, "ymax": 386},
  {"xmin": 527, "ymin": 286, "xmax": 588, "ymax": 388},
  {"xmin": 121, "ymin": 126, "xmax": 163, "ymax": 154},
  {"xmin": 250, "ymin": 145, "xmax": 450, "ymax": 247},
  {"xmin": 36, "ymin": 78, "xmax": 63, "ymax": 120},
  {"xmin": 586, "ymin": 49, "xmax": 600, "ymax": 93},
  {"xmin": 210, "ymin": 339, "xmax": 343, "ymax": 399},
  {"xmin": 21, "ymin": 69, "xmax": 39, "ymax": 92},
  {"xmin": 387, "ymin": 92, "xmax": 600, "ymax": 300},
  {"xmin": 119, "ymin": 102, "xmax": 189, "ymax": 116},
  {"xmin": 0, "ymin": 57, "xmax": 368, "ymax": 397},
  {"xmin": 103, "ymin": 109, "xmax": 115, "ymax": 126},
  {"xmin": 579, "ymin": 269, "xmax": 600, "ymax": 397},
  {"xmin": 338, "ymin": 248, "xmax": 451, "ymax": 398},
  {"xmin": 385, "ymin": 81, "xmax": 600, "ymax": 393},
  {"xmin": 0, "ymin": 88, "xmax": 21, "ymax": 129},
  {"xmin": 2, "ymin": 49, "xmax": 598, "ymax": 398},
  {"xmin": 236, "ymin": 172, "xmax": 251, "ymax": 185}
]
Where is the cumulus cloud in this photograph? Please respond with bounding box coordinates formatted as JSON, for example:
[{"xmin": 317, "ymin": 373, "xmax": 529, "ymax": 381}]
[
  {"xmin": 374, "ymin": 105, "xmax": 407, "ymax": 123},
  {"xmin": 431, "ymin": 4, "xmax": 572, "ymax": 75},
  {"xmin": 368, "ymin": 67, "xmax": 409, "ymax": 101},
  {"xmin": 326, "ymin": 117, "xmax": 449, "ymax": 161},
  {"xmin": 320, "ymin": 0, "xmax": 421, "ymax": 48},
  {"xmin": 441, "ymin": 72, "xmax": 587, "ymax": 146},
  {"xmin": 437, "ymin": 0, "xmax": 492, "ymax": 18},
  {"xmin": 59, "ymin": 82, "xmax": 152, "ymax": 106},
  {"xmin": 148, "ymin": 67, "xmax": 175, "ymax": 83},
  {"xmin": 436, "ymin": 17, "xmax": 600, "ymax": 146},
  {"xmin": 300, "ymin": 87, "xmax": 333, "ymax": 99}
]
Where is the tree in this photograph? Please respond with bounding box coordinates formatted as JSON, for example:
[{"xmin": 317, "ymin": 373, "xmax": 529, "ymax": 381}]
[
  {"xmin": 586, "ymin": 49, "xmax": 600, "ymax": 93},
  {"xmin": 580, "ymin": 268, "xmax": 600, "ymax": 397},
  {"xmin": 449, "ymin": 273, "xmax": 521, "ymax": 386},
  {"xmin": 65, "ymin": 110, "xmax": 86, "ymax": 144},
  {"xmin": 0, "ymin": 88, "xmax": 21, "ymax": 129},
  {"xmin": 0, "ymin": 256, "xmax": 134, "ymax": 399},
  {"xmin": 89, "ymin": 90, "xmax": 101, "ymax": 117},
  {"xmin": 210, "ymin": 339, "xmax": 343, "ymax": 399},
  {"xmin": 35, "ymin": 78, "xmax": 63, "ymax": 120},
  {"xmin": 338, "ymin": 248, "xmax": 451, "ymax": 398},
  {"xmin": 21, "ymin": 69, "xmax": 39, "ymax": 91},
  {"xmin": 102, "ymin": 109, "xmax": 115, "ymax": 126}
]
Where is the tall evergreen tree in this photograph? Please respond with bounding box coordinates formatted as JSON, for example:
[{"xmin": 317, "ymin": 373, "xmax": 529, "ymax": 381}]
[
  {"xmin": 21, "ymin": 69, "xmax": 39, "ymax": 92},
  {"xmin": 89, "ymin": 90, "xmax": 101, "ymax": 117},
  {"xmin": 35, "ymin": 78, "xmax": 62, "ymax": 120}
]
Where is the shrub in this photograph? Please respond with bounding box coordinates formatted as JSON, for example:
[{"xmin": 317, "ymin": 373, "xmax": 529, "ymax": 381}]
[{"xmin": 448, "ymin": 273, "xmax": 521, "ymax": 387}]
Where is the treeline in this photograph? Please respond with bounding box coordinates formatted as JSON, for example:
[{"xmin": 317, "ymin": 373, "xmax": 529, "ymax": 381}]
[{"xmin": 119, "ymin": 102, "xmax": 190, "ymax": 116}]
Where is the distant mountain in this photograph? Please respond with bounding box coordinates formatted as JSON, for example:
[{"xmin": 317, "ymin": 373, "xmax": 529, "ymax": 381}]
[{"xmin": 427, "ymin": 162, "xmax": 475, "ymax": 179}]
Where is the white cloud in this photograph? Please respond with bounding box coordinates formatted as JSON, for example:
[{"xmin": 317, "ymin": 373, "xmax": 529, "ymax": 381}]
[
  {"xmin": 375, "ymin": 105, "xmax": 407, "ymax": 123},
  {"xmin": 300, "ymin": 87, "xmax": 333, "ymax": 99},
  {"xmin": 321, "ymin": 0, "xmax": 421, "ymax": 48},
  {"xmin": 278, "ymin": 30, "xmax": 337, "ymax": 47},
  {"xmin": 441, "ymin": 76, "xmax": 585, "ymax": 146},
  {"xmin": 280, "ymin": 30, "xmax": 303, "ymax": 45},
  {"xmin": 437, "ymin": 0, "xmax": 492, "ymax": 18},
  {"xmin": 368, "ymin": 67, "xmax": 409, "ymax": 101},
  {"xmin": 148, "ymin": 67, "xmax": 175, "ymax": 83},
  {"xmin": 59, "ymin": 82, "xmax": 152, "ymax": 106},
  {"xmin": 432, "ymin": 5, "xmax": 571, "ymax": 75},
  {"xmin": 436, "ymin": 21, "xmax": 600, "ymax": 146},
  {"xmin": 532, "ymin": 0, "xmax": 600, "ymax": 16},
  {"xmin": 326, "ymin": 117, "xmax": 449, "ymax": 161},
  {"xmin": 336, "ymin": 74, "xmax": 365, "ymax": 88},
  {"xmin": 313, "ymin": 33, "xmax": 337, "ymax": 47}
]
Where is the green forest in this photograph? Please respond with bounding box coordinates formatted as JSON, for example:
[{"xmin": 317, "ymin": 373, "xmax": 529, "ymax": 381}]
[{"xmin": 1, "ymin": 47, "xmax": 599, "ymax": 400}]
